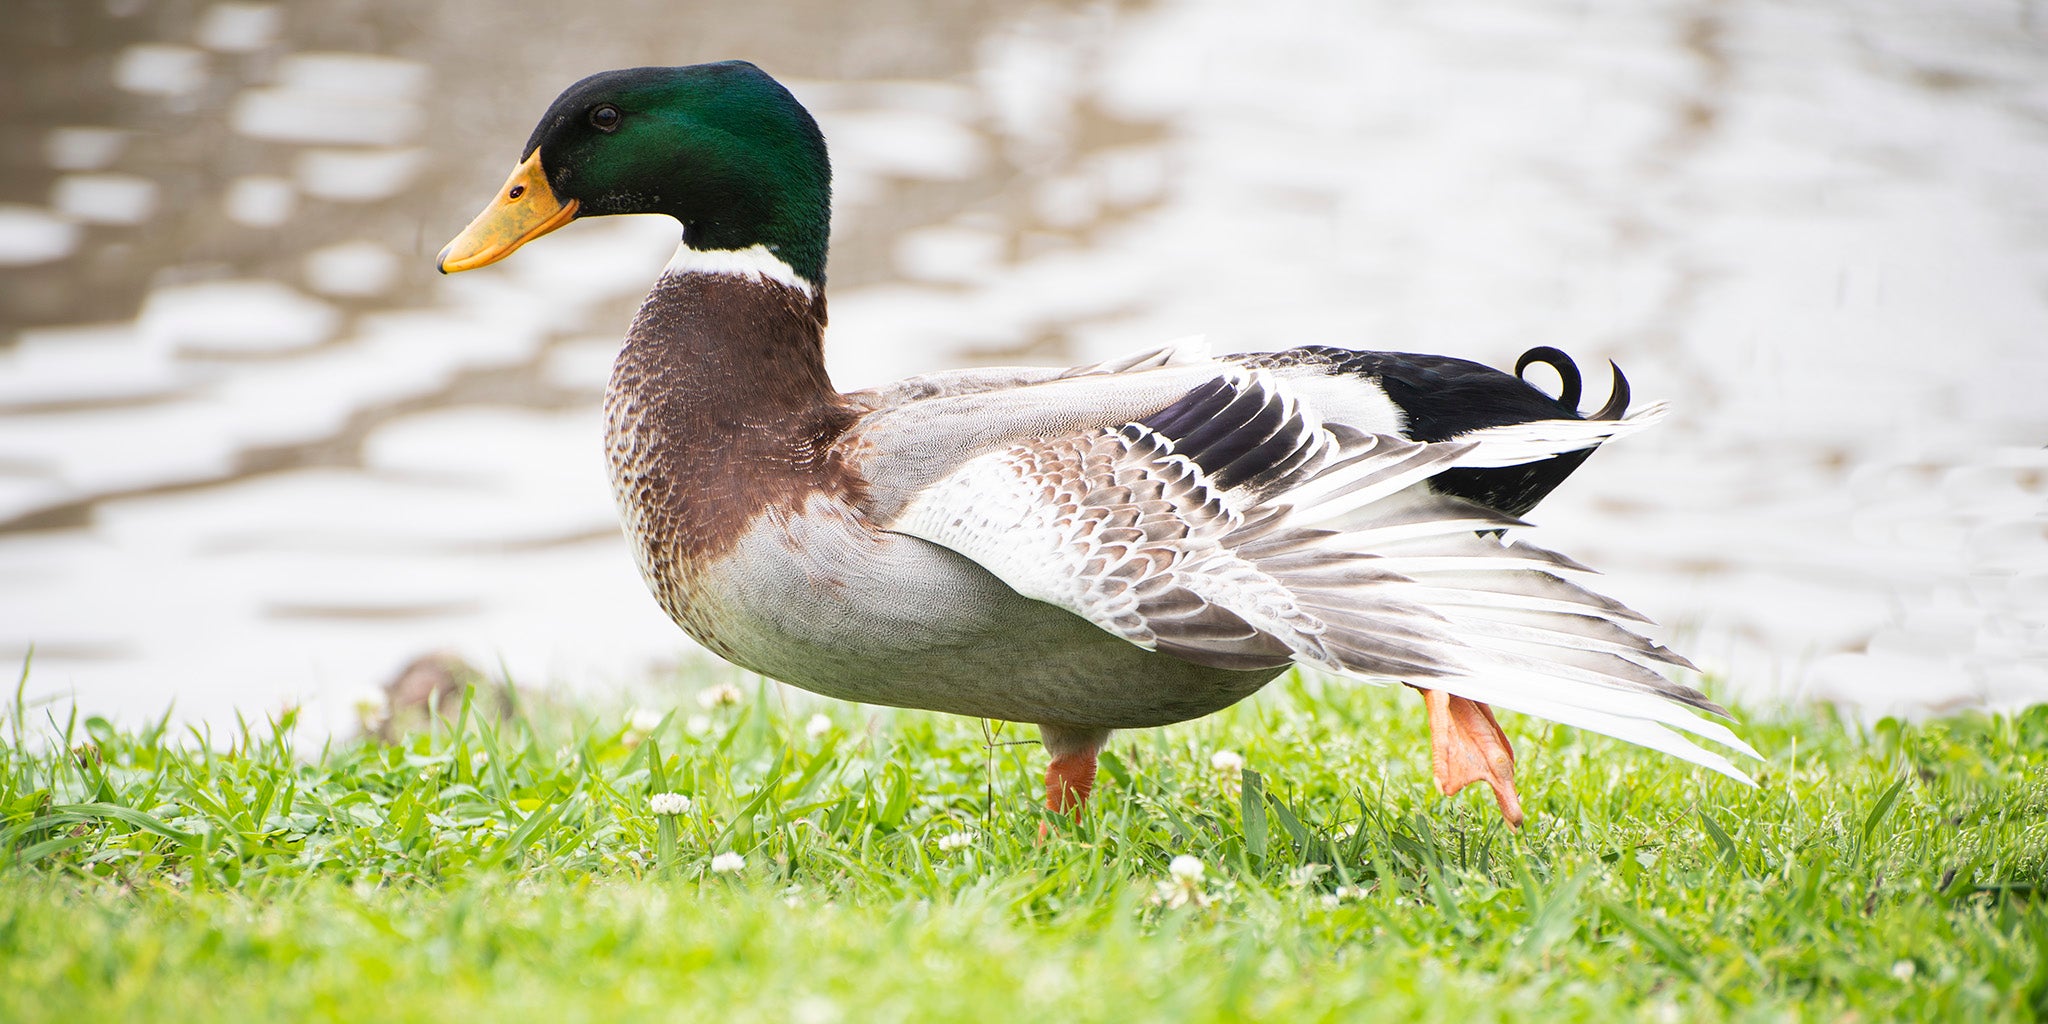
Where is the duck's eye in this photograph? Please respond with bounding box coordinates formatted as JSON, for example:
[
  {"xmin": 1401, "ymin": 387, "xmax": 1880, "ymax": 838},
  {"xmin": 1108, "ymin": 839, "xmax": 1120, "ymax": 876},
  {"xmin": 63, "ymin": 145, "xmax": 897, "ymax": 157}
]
[{"xmin": 590, "ymin": 104, "xmax": 622, "ymax": 132}]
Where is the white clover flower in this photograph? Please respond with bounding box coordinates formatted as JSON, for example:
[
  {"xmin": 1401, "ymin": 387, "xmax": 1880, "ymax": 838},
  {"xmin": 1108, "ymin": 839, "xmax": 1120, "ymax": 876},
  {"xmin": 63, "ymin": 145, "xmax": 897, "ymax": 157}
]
[
  {"xmin": 696, "ymin": 683, "xmax": 744, "ymax": 709},
  {"xmin": 710, "ymin": 851, "xmax": 746, "ymax": 873},
  {"xmin": 1210, "ymin": 750, "xmax": 1245, "ymax": 773},
  {"xmin": 1286, "ymin": 863, "xmax": 1328, "ymax": 888},
  {"xmin": 685, "ymin": 714, "xmax": 713, "ymax": 736},
  {"xmin": 1328, "ymin": 884, "xmax": 1370, "ymax": 904},
  {"xmin": 1320, "ymin": 893, "xmax": 1342, "ymax": 910},
  {"xmin": 1891, "ymin": 959, "xmax": 1916, "ymax": 981},
  {"xmin": 621, "ymin": 707, "xmax": 664, "ymax": 748},
  {"xmin": 804, "ymin": 713, "xmax": 833, "ymax": 739},
  {"xmin": 1153, "ymin": 855, "xmax": 1211, "ymax": 909},
  {"xmin": 937, "ymin": 831, "xmax": 974, "ymax": 852},
  {"xmin": 650, "ymin": 792, "xmax": 691, "ymax": 816}
]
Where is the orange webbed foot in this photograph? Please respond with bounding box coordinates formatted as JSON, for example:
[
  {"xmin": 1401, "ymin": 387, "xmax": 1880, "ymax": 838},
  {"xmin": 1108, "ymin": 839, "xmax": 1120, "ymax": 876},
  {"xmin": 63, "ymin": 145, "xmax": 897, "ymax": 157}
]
[{"xmin": 1421, "ymin": 689, "xmax": 1525, "ymax": 827}]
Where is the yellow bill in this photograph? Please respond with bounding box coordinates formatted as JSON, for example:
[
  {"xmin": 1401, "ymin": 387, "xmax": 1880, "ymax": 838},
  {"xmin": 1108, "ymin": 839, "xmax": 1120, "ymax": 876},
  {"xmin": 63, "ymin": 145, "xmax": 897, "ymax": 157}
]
[{"xmin": 437, "ymin": 149, "xmax": 580, "ymax": 273}]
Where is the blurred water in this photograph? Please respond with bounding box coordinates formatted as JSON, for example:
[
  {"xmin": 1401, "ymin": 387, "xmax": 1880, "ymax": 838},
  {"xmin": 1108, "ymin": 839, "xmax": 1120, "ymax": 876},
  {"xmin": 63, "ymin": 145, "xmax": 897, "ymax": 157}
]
[{"xmin": 2, "ymin": 0, "xmax": 2044, "ymax": 734}]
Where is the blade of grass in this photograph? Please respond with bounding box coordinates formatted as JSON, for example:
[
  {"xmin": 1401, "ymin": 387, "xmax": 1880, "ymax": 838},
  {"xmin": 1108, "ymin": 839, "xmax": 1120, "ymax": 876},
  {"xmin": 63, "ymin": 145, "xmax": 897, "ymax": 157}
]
[
  {"xmin": 1700, "ymin": 809, "xmax": 1744, "ymax": 874},
  {"xmin": 1863, "ymin": 773, "xmax": 1909, "ymax": 847},
  {"xmin": 1240, "ymin": 769, "xmax": 1268, "ymax": 865}
]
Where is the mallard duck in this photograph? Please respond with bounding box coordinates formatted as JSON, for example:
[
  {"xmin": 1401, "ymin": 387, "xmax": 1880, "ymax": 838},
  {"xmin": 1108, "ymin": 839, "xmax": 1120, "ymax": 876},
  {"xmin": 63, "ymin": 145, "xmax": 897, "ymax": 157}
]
[{"xmin": 438, "ymin": 61, "xmax": 1754, "ymax": 825}]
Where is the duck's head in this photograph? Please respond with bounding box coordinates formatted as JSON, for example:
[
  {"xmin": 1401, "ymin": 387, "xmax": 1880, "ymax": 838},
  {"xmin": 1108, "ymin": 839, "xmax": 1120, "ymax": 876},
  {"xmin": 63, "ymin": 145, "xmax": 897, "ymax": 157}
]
[{"xmin": 437, "ymin": 61, "xmax": 830, "ymax": 288}]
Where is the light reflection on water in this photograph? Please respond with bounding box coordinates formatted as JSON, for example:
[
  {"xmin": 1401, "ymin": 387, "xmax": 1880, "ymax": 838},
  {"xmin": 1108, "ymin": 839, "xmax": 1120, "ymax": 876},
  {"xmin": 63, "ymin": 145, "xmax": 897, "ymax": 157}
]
[{"xmin": 2, "ymin": 0, "xmax": 2044, "ymax": 734}]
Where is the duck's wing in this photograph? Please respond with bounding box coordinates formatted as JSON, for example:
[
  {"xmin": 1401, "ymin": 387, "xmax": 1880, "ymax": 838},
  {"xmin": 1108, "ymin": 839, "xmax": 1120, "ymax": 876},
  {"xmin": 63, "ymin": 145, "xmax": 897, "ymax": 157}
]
[
  {"xmin": 842, "ymin": 339, "xmax": 1214, "ymax": 414},
  {"xmin": 882, "ymin": 367, "xmax": 1755, "ymax": 781},
  {"xmin": 844, "ymin": 361, "xmax": 1234, "ymax": 521},
  {"xmin": 842, "ymin": 366, "xmax": 1070, "ymax": 412}
]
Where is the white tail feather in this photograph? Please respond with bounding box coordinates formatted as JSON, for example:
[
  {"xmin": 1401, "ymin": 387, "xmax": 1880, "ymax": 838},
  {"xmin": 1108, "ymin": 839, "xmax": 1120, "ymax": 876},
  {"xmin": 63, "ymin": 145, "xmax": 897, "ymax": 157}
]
[
  {"xmin": 1449, "ymin": 402, "xmax": 1669, "ymax": 467},
  {"xmin": 1436, "ymin": 673, "xmax": 1756, "ymax": 784},
  {"xmin": 1243, "ymin": 415, "xmax": 1756, "ymax": 783}
]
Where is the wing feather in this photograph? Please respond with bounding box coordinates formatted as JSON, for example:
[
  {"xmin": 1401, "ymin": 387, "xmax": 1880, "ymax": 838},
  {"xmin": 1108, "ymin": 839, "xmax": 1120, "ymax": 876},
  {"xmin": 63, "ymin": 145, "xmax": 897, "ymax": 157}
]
[{"xmin": 888, "ymin": 368, "xmax": 1755, "ymax": 781}]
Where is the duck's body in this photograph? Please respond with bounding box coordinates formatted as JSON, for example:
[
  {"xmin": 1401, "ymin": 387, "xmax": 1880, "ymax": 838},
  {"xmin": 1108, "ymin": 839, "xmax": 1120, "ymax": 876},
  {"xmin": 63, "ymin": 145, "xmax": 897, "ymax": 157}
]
[
  {"xmin": 442, "ymin": 61, "xmax": 1755, "ymax": 823},
  {"xmin": 607, "ymin": 261, "xmax": 1284, "ymax": 731}
]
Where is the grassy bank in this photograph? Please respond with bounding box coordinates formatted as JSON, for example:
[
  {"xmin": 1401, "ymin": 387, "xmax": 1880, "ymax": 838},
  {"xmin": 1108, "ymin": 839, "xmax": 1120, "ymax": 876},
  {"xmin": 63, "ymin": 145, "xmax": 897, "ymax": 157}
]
[{"xmin": 3, "ymin": 672, "xmax": 2044, "ymax": 1022}]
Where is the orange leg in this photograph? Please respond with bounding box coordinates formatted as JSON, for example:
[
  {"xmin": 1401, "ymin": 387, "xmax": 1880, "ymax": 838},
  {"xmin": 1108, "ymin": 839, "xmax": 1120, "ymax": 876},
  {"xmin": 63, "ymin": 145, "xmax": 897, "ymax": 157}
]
[
  {"xmin": 1420, "ymin": 689, "xmax": 1525, "ymax": 827},
  {"xmin": 1038, "ymin": 724, "xmax": 1110, "ymax": 821},
  {"xmin": 1044, "ymin": 752, "xmax": 1098, "ymax": 816}
]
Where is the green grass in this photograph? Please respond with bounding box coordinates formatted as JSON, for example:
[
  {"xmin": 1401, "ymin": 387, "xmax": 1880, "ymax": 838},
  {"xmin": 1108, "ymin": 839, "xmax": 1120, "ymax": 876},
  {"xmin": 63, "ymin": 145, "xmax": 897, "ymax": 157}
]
[{"xmin": 3, "ymin": 670, "xmax": 2044, "ymax": 1022}]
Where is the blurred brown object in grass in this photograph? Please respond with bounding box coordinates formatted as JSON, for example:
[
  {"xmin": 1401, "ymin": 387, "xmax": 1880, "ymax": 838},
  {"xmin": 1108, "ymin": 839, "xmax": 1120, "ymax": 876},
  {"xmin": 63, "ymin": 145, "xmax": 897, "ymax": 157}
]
[{"xmin": 359, "ymin": 651, "xmax": 511, "ymax": 742}]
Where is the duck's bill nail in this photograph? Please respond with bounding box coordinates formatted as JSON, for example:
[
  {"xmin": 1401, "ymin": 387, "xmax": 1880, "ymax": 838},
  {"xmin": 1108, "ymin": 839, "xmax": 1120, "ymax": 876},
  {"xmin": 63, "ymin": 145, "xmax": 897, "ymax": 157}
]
[{"xmin": 437, "ymin": 148, "xmax": 579, "ymax": 274}]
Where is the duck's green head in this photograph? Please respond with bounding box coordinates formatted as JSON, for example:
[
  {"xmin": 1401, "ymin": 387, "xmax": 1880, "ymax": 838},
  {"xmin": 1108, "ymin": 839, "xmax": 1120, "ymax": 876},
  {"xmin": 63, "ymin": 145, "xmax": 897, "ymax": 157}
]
[{"xmin": 438, "ymin": 61, "xmax": 830, "ymax": 287}]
